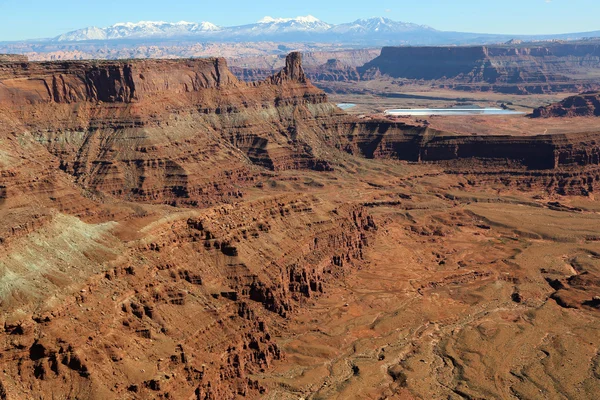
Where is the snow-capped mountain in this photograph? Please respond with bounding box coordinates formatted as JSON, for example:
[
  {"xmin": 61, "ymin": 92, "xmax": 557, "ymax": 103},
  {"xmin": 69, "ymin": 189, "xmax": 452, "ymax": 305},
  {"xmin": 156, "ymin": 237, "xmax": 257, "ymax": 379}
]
[
  {"xmin": 219, "ymin": 15, "xmax": 333, "ymax": 40},
  {"xmin": 254, "ymin": 15, "xmax": 332, "ymax": 33},
  {"xmin": 55, "ymin": 20, "xmax": 221, "ymax": 42},
  {"xmin": 53, "ymin": 16, "xmax": 434, "ymax": 42},
  {"xmin": 331, "ymin": 17, "xmax": 433, "ymax": 34}
]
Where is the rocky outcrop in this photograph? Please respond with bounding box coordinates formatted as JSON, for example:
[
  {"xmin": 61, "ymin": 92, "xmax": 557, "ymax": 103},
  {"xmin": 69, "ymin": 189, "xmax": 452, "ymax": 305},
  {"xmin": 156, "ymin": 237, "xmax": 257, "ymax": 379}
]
[
  {"xmin": 267, "ymin": 52, "xmax": 307, "ymax": 84},
  {"xmin": 230, "ymin": 49, "xmax": 379, "ymax": 84},
  {"xmin": 532, "ymin": 91, "xmax": 600, "ymax": 117},
  {"xmin": 0, "ymin": 190, "xmax": 377, "ymax": 399}
]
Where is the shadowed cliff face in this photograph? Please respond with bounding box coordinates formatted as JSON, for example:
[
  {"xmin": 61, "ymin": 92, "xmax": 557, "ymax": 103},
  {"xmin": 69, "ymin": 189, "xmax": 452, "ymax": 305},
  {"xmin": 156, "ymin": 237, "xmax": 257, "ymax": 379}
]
[
  {"xmin": 361, "ymin": 46, "xmax": 497, "ymax": 81},
  {"xmin": 335, "ymin": 121, "xmax": 600, "ymax": 168},
  {"xmin": 357, "ymin": 44, "xmax": 600, "ymax": 93}
]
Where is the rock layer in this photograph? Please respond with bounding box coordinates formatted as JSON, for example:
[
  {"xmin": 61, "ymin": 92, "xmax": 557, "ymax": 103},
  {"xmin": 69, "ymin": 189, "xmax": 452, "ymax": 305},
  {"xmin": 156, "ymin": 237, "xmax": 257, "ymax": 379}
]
[
  {"xmin": 0, "ymin": 54, "xmax": 27, "ymax": 62},
  {"xmin": 533, "ymin": 91, "xmax": 600, "ymax": 117},
  {"xmin": 1, "ymin": 53, "xmax": 337, "ymax": 206},
  {"xmin": 332, "ymin": 120, "xmax": 600, "ymax": 194},
  {"xmin": 358, "ymin": 43, "xmax": 600, "ymax": 93}
]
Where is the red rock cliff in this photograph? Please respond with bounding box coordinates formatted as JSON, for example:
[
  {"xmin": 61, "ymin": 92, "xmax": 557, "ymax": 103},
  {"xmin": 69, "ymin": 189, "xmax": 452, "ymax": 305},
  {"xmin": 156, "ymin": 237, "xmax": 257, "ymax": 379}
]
[
  {"xmin": 532, "ymin": 91, "xmax": 600, "ymax": 118},
  {"xmin": 0, "ymin": 57, "xmax": 238, "ymax": 105},
  {"xmin": 0, "ymin": 53, "xmax": 338, "ymax": 207}
]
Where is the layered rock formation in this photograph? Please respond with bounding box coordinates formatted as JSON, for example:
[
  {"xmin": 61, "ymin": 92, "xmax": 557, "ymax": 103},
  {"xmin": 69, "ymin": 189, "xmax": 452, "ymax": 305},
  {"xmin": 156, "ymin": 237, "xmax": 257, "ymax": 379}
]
[
  {"xmin": 359, "ymin": 43, "xmax": 600, "ymax": 93},
  {"xmin": 1, "ymin": 51, "xmax": 600, "ymax": 400},
  {"xmin": 0, "ymin": 57, "xmax": 238, "ymax": 104},
  {"xmin": 0, "ymin": 51, "xmax": 380, "ymax": 399},
  {"xmin": 0, "ymin": 53, "xmax": 337, "ymax": 207},
  {"xmin": 333, "ymin": 121, "xmax": 600, "ymax": 194},
  {"xmin": 336, "ymin": 121, "xmax": 600, "ymax": 167},
  {"xmin": 532, "ymin": 91, "xmax": 600, "ymax": 117}
]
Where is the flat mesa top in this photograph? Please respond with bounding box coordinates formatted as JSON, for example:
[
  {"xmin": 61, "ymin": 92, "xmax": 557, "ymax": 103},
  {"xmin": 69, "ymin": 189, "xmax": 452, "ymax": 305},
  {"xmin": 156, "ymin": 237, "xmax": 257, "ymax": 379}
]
[{"xmin": 385, "ymin": 108, "xmax": 525, "ymax": 116}]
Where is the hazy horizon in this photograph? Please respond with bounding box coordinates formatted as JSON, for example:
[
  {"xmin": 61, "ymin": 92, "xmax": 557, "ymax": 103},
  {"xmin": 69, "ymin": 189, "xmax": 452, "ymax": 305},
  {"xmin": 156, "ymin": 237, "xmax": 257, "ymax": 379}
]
[{"xmin": 1, "ymin": 0, "xmax": 599, "ymax": 41}]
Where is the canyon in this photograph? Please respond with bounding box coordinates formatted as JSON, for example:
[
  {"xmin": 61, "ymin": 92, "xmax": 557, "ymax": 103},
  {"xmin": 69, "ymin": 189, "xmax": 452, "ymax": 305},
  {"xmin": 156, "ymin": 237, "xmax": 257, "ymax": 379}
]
[
  {"xmin": 0, "ymin": 52, "xmax": 599, "ymax": 399},
  {"xmin": 6, "ymin": 39, "xmax": 600, "ymax": 98},
  {"xmin": 227, "ymin": 41, "xmax": 600, "ymax": 98}
]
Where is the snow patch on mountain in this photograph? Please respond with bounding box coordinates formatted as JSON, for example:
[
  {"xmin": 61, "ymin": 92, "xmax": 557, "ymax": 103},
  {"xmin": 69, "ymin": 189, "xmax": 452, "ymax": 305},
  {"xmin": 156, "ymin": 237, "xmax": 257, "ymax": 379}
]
[
  {"xmin": 53, "ymin": 16, "xmax": 436, "ymax": 42},
  {"xmin": 258, "ymin": 15, "xmax": 323, "ymax": 24}
]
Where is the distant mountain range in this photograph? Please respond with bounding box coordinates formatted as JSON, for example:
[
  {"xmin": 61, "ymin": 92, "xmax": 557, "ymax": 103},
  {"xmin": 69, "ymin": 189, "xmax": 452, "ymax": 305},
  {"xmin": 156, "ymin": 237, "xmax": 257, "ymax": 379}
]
[
  {"xmin": 1, "ymin": 15, "xmax": 600, "ymax": 62},
  {"xmin": 52, "ymin": 16, "xmax": 439, "ymax": 43},
  {"xmin": 55, "ymin": 21, "xmax": 222, "ymax": 41}
]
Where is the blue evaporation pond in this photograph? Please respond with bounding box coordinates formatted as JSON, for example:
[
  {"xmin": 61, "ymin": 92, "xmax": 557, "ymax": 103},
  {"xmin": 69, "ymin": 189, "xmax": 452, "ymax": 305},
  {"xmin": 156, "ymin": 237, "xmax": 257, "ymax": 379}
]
[
  {"xmin": 337, "ymin": 103, "xmax": 356, "ymax": 110},
  {"xmin": 385, "ymin": 108, "xmax": 525, "ymax": 116}
]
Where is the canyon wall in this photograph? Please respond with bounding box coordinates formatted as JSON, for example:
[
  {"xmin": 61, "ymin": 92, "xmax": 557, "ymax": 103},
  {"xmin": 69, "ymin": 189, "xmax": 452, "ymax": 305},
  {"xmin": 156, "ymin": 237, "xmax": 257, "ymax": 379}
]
[
  {"xmin": 332, "ymin": 121, "xmax": 600, "ymax": 194},
  {"xmin": 0, "ymin": 58, "xmax": 238, "ymax": 104},
  {"xmin": 357, "ymin": 43, "xmax": 600, "ymax": 93},
  {"xmin": 335, "ymin": 121, "xmax": 600, "ymax": 168},
  {"xmin": 361, "ymin": 44, "xmax": 600, "ymax": 82}
]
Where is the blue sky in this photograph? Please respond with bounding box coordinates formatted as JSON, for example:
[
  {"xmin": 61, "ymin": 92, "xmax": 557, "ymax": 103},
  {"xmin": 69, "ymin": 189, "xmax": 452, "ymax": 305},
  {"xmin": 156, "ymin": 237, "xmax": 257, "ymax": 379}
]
[{"xmin": 0, "ymin": 0, "xmax": 598, "ymax": 41}]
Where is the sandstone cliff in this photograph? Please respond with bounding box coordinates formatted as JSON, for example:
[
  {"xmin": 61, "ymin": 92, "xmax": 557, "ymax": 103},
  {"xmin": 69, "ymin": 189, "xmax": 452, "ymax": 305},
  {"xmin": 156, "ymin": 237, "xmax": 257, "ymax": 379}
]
[
  {"xmin": 332, "ymin": 121, "xmax": 600, "ymax": 195},
  {"xmin": 532, "ymin": 91, "xmax": 600, "ymax": 117},
  {"xmin": 0, "ymin": 52, "xmax": 338, "ymax": 207},
  {"xmin": 0, "ymin": 57, "xmax": 238, "ymax": 104}
]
